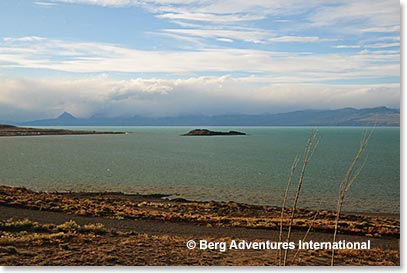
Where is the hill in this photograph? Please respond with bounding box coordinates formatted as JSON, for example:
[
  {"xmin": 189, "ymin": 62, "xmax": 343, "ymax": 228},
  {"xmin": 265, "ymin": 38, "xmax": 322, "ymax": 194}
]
[{"xmin": 19, "ymin": 107, "xmax": 399, "ymax": 127}]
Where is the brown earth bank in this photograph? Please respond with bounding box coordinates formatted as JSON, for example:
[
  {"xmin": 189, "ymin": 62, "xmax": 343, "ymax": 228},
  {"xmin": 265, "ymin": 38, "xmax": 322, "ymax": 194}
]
[
  {"xmin": 0, "ymin": 124, "xmax": 125, "ymax": 137},
  {"xmin": 0, "ymin": 185, "xmax": 400, "ymax": 266}
]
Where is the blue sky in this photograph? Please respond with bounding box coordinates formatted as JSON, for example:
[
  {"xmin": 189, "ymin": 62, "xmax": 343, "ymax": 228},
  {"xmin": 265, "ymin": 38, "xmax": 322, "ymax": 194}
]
[{"xmin": 0, "ymin": 0, "xmax": 400, "ymax": 121}]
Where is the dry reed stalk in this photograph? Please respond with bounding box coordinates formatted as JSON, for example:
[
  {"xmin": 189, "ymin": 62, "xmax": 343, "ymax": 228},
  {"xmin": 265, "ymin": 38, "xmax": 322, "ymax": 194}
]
[
  {"xmin": 283, "ymin": 130, "xmax": 320, "ymax": 266},
  {"xmin": 330, "ymin": 129, "xmax": 373, "ymax": 266},
  {"xmin": 277, "ymin": 154, "xmax": 300, "ymax": 265}
]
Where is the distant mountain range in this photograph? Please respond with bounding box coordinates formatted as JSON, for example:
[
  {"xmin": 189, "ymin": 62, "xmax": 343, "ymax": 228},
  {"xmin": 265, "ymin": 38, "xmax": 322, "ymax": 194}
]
[{"xmin": 17, "ymin": 107, "xmax": 400, "ymax": 127}]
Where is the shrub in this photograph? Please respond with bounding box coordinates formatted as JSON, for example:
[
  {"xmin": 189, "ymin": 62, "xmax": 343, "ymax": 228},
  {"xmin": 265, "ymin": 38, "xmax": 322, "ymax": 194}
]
[{"xmin": 55, "ymin": 220, "xmax": 80, "ymax": 232}]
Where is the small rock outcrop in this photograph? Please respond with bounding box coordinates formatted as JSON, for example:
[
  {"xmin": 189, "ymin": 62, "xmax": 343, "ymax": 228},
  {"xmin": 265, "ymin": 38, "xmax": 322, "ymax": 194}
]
[{"xmin": 181, "ymin": 129, "xmax": 246, "ymax": 136}]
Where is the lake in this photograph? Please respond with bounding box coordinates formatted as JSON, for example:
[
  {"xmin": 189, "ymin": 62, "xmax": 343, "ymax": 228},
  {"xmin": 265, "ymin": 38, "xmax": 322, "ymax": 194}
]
[{"xmin": 0, "ymin": 126, "xmax": 399, "ymax": 214}]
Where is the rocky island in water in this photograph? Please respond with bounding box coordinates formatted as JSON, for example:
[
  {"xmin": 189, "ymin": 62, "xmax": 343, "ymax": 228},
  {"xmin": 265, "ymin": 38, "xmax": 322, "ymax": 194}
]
[
  {"xmin": 0, "ymin": 124, "xmax": 125, "ymax": 137},
  {"xmin": 182, "ymin": 129, "xmax": 246, "ymax": 136}
]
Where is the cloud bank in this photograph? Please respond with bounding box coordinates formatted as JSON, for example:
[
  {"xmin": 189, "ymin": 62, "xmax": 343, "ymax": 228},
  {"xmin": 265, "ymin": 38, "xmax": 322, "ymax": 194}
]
[
  {"xmin": 0, "ymin": 75, "xmax": 399, "ymax": 122},
  {"xmin": 0, "ymin": 37, "xmax": 399, "ymax": 81}
]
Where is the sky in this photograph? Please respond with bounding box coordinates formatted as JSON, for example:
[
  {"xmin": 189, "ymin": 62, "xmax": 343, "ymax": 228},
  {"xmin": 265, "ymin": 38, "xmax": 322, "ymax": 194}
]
[{"xmin": 0, "ymin": 0, "xmax": 400, "ymax": 121}]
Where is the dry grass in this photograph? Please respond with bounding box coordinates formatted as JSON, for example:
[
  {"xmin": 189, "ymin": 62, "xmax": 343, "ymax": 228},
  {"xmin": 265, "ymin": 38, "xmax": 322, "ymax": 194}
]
[
  {"xmin": 0, "ymin": 218, "xmax": 399, "ymax": 266},
  {"xmin": 277, "ymin": 154, "xmax": 299, "ymax": 265},
  {"xmin": 331, "ymin": 129, "xmax": 373, "ymax": 265},
  {"xmin": 275, "ymin": 128, "xmax": 381, "ymax": 266},
  {"xmin": 282, "ymin": 130, "xmax": 320, "ymax": 265},
  {"xmin": 0, "ymin": 186, "xmax": 399, "ymax": 238}
]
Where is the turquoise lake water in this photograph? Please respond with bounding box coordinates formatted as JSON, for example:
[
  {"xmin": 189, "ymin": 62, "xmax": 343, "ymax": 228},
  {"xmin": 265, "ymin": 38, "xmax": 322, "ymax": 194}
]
[{"xmin": 0, "ymin": 127, "xmax": 399, "ymax": 214}]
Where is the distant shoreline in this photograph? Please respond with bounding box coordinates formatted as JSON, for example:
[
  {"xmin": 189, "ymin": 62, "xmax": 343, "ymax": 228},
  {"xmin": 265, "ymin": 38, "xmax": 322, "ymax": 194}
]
[{"xmin": 0, "ymin": 124, "xmax": 126, "ymax": 137}]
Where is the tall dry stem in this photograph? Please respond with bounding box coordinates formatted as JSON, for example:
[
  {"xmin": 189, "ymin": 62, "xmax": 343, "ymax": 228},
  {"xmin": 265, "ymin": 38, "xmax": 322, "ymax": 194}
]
[
  {"xmin": 277, "ymin": 154, "xmax": 300, "ymax": 265},
  {"xmin": 330, "ymin": 129, "xmax": 373, "ymax": 266},
  {"xmin": 283, "ymin": 130, "xmax": 320, "ymax": 266}
]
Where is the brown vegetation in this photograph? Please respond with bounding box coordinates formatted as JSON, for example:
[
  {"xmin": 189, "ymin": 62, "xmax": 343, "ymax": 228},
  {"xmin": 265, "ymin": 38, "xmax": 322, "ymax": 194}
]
[
  {"xmin": 0, "ymin": 186, "xmax": 399, "ymax": 239},
  {"xmin": 0, "ymin": 218, "xmax": 399, "ymax": 266}
]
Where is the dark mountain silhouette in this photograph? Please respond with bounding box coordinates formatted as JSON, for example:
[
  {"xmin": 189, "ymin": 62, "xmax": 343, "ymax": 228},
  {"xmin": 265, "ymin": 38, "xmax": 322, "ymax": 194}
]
[
  {"xmin": 19, "ymin": 107, "xmax": 399, "ymax": 127},
  {"xmin": 58, "ymin": 112, "xmax": 76, "ymax": 121},
  {"xmin": 23, "ymin": 112, "xmax": 78, "ymax": 126}
]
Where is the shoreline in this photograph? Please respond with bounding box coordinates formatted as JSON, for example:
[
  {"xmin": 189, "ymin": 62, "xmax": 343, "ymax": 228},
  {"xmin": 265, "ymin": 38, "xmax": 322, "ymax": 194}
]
[
  {"xmin": 0, "ymin": 185, "xmax": 400, "ymax": 238},
  {"xmin": 0, "ymin": 183, "xmax": 399, "ymax": 217},
  {"xmin": 48, "ymin": 190, "xmax": 400, "ymax": 218},
  {"xmin": 0, "ymin": 185, "xmax": 400, "ymax": 265},
  {"xmin": 23, "ymin": 187, "xmax": 397, "ymax": 218},
  {"xmin": 0, "ymin": 124, "xmax": 126, "ymax": 137}
]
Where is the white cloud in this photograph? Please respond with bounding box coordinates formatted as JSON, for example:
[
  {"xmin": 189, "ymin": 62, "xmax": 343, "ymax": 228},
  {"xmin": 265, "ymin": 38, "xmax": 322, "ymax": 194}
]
[
  {"xmin": 361, "ymin": 25, "xmax": 400, "ymax": 33},
  {"xmin": 57, "ymin": 0, "xmax": 136, "ymax": 7},
  {"xmin": 269, "ymin": 36, "xmax": 337, "ymax": 43},
  {"xmin": 55, "ymin": 0, "xmax": 399, "ymax": 28},
  {"xmin": 34, "ymin": 1, "xmax": 57, "ymax": 7},
  {"xmin": 55, "ymin": 0, "xmax": 322, "ymax": 14},
  {"xmin": 3, "ymin": 36, "xmax": 45, "ymax": 42},
  {"xmin": 217, "ymin": 38, "xmax": 234, "ymax": 43},
  {"xmin": 365, "ymin": 42, "xmax": 400, "ymax": 49},
  {"xmin": 0, "ymin": 75, "xmax": 399, "ymax": 121},
  {"xmin": 169, "ymin": 20, "xmax": 201, "ymax": 28},
  {"xmin": 307, "ymin": 1, "xmax": 399, "ymax": 31},
  {"xmin": 156, "ymin": 12, "xmax": 265, "ymax": 23},
  {"xmin": 375, "ymin": 36, "xmax": 400, "ymax": 41},
  {"xmin": 162, "ymin": 28, "xmax": 271, "ymax": 44},
  {"xmin": 51, "ymin": 0, "xmax": 400, "ymax": 49},
  {"xmin": 0, "ymin": 37, "xmax": 399, "ymax": 81},
  {"xmin": 334, "ymin": 45, "xmax": 361, "ymax": 49}
]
